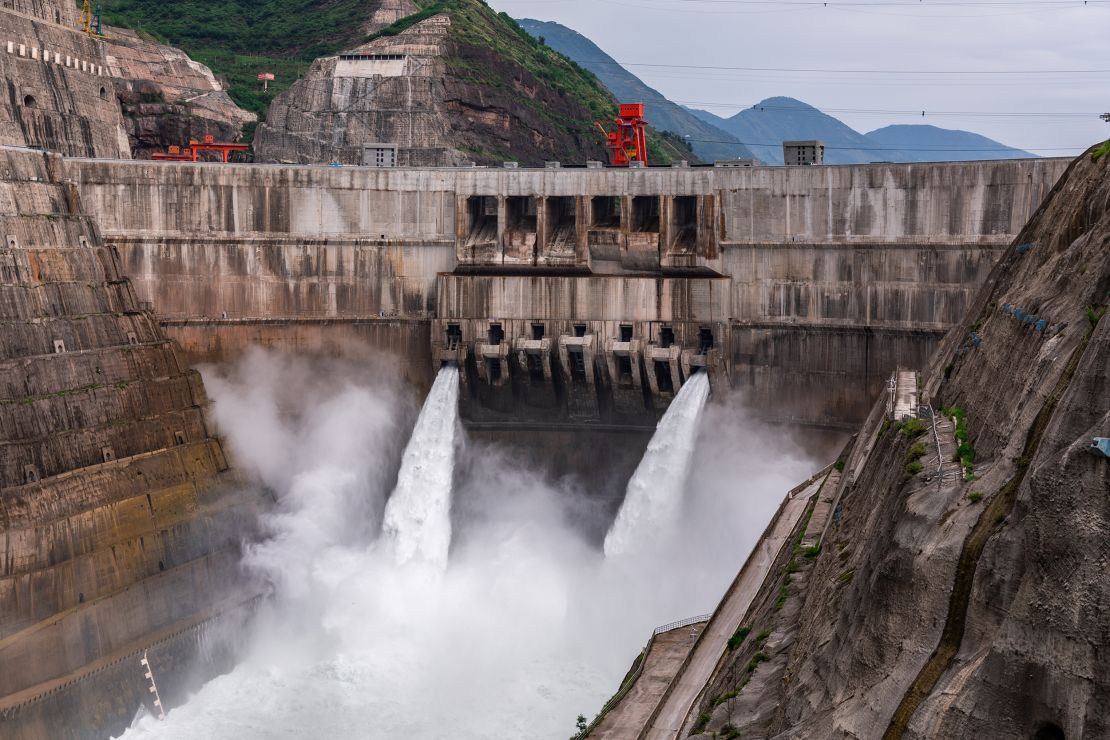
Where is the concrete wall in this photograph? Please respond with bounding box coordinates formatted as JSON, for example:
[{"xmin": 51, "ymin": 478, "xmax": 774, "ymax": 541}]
[
  {"xmin": 70, "ymin": 156, "xmax": 1070, "ymax": 428},
  {"xmin": 0, "ymin": 146, "xmax": 263, "ymax": 739}
]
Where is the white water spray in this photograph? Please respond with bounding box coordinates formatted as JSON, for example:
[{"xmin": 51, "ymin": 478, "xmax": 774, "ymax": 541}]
[
  {"xmin": 381, "ymin": 366, "xmax": 460, "ymax": 568},
  {"xmin": 604, "ymin": 372, "xmax": 711, "ymax": 557}
]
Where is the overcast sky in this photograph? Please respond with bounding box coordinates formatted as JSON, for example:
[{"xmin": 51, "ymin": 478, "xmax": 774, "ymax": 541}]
[{"xmin": 488, "ymin": 0, "xmax": 1110, "ymax": 155}]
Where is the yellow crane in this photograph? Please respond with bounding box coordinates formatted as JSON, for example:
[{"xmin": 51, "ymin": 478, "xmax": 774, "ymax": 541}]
[{"xmin": 79, "ymin": 1, "xmax": 104, "ymax": 37}]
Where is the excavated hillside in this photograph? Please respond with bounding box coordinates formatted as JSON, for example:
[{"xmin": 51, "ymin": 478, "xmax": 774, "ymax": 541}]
[
  {"xmin": 686, "ymin": 146, "xmax": 1109, "ymax": 739},
  {"xmin": 254, "ymin": 0, "xmax": 688, "ymax": 166}
]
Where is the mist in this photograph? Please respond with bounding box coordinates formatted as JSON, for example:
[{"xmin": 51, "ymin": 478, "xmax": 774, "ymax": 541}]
[{"xmin": 117, "ymin": 348, "xmax": 823, "ymax": 740}]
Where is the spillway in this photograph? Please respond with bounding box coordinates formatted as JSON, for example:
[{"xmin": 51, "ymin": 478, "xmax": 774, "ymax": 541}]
[
  {"xmin": 604, "ymin": 372, "xmax": 711, "ymax": 557},
  {"xmin": 381, "ymin": 366, "xmax": 461, "ymax": 568}
]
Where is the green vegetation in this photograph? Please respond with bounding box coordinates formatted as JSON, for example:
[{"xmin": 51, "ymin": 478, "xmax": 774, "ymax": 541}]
[
  {"xmin": 942, "ymin": 407, "xmax": 976, "ymax": 481},
  {"xmin": 746, "ymin": 651, "xmax": 769, "ymax": 672},
  {"xmin": 720, "ymin": 725, "xmax": 741, "ymax": 740},
  {"xmin": 837, "ymin": 568, "xmax": 855, "ymax": 584},
  {"xmin": 904, "ymin": 441, "xmax": 927, "ymax": 477},
  {"xmin": 692, "ymin": 713, "xmax": 711, "ymax": 734},
  {"xmin": 897, "ymin": 418, "xmax": 928, "ymax": 439},
  {"xmin": 710, "ymin": 689, "xmax": 740, "ymax": 707},
  {"xmin": 727, "ymin": 625, "xmax": 752, "ymax": 651},
  {"xmin": 774, "ymin": 584, "xmax": 789, "ymax": 611},
  {"xmin": 755, "ymin": 628, "xmax": 772, "ymax": 643},
  {"xmin": 1087, "ymin": 306, "xmax": 1106, "ymax": 327},
  {"xmin": 834, "ymin": 460, "xmax": 845, "ymax": 473},
  {"xmin": 101, "ymin": 0, "xmax": 684, "ymax": 161},
  {"xmin": 1092, "ymin": 140, "xmax": 1110, "ymax": 161},
  {"xmin": 99, "ymin": 0, "xmax": 374, "ymax": 115},
  {"xmin": 968, "ymin": 491, "xmax": 984, "ymax": 504},
  {"xmin": 801, "ymin": 544, "xmax": 821, "ymax": 558}
]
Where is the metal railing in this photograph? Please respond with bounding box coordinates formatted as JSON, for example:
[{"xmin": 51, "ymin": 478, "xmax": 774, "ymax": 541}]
[
  {"xmin": 653, "ymin": 614, "xmax": 711, "ymax": 636},
  {"xmin": 920, "ymin": 404, "xmax": 945, "ymax": 476}
]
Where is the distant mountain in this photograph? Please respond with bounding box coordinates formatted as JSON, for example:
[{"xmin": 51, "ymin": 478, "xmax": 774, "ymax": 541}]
[
  {"xmin": 694, "ymin": 97, "xmax": 884, "ymax": 164},
  {"xmin": 517, "ymin": 19, "xmax": 756, "ymax": 163},
  {"xmin": 864, "ymin": 124, "xmax": 1035, "ymax": 161},
  {"xmin": 690, "ymin": 98, "xmax": 1036, "ymax": 164}
]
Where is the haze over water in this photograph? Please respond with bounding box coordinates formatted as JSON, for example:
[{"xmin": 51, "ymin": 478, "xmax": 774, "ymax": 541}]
[{"xmin": 117, "ymin": 349, "xmax": 819, "ymax": 740}]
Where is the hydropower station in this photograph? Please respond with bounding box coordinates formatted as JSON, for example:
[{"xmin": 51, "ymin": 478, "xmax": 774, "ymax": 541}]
[{"xmin": 1, "ymin": 1, "xmax": 1106, "ymax": 736}]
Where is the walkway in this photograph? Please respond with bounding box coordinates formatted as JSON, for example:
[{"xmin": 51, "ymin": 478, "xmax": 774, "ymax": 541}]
[
  {"xmin": 641, "ymin": 474, "xmax": 825, "ymax": 740},
  {"xmin": 591, "ymin": 621, "xmax": 707, "ymax": 740}
]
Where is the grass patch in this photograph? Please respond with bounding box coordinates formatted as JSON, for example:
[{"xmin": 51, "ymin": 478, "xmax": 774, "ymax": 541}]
[
  {"xmin": 1087, "ymin": 306, "xmax": 1106, "ymax": 328},
  {"xmin": 942, "ymin": 407, "xmax": 977, "ymax": 481},
  {"xmin": 727, "ymin": 626, "xmax": 752, "ymax": 651},
  {"xmin": 968, "ymin": 491, "xmax": 984, "ymax": 504},
  {"xmin": 746, "ymin": 651, "xmax": 769, "ymax": 672},
  {"xmin": 691, "ymin": 713, "xmax": 711, "ymax": 735},
  {"xmin": 755, "ymin": 628, "xmax": 771, "ymax": 643},
  {"xmin": 897, "ymin": 418, "xmax": 928, "ymax": 439},
  {"xmin": 904, "ymin": 440, "xmax": 928, "ymax": 477},
  {"xmin": 710, "ymin": 689, "xmax": 740, "ymax": 708},
  {"xmin": 837, "ymin": 568, "xmax": 855, "ymax": 584},
  {"xmin": 834, "ymin": 460, "xmax": 845, "ymax": 472},
  {"xmin": 801, "ymin": 544, "xmax": 821, "ymax": 558},
  {"xmin": 774, "ymin": 584, "xmax": 789, "ymax": 611},
  {"xmin": 1093, "ymin": 140, "xmax": 1110, "ymax": 161},
  {"xmin": 720, "ymin": 725, "xmax": 741, "ymax": 740}
]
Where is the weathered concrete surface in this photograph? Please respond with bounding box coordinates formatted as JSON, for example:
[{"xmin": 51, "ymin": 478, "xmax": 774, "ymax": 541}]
[
  {"xmin": 591, "ymin": 622, "xmax": 707, "ymax": 740},
  {"xmin": 643, "ymin": 473, "xmax": 826, "ymax": 739},
  {"xmin": 70, "ymin": 156, "xmax": 1069, "ymax": 428},
  {"xmin": 0, "ymin": 145, "xmax": 264, "ymax": 739},
  {"xmin": 0, "ymin": 6, "xmax": 130, "ymax": 158},
  {"xmin": 678, "ymin": 146, "xmax": 1110, "ymax": 739}
]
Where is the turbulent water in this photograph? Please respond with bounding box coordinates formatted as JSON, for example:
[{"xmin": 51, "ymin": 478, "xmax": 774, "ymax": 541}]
[
  {"xmin": 381, "ymin": 366, "xmax": 460, "ymax": 568},
  {"xmin": 604, "ymin": 372, "xmax": 711, "ymax": 557},
  {"xmin": 115, "ymin": 351, "xmax": 818, "ymax": 740}
]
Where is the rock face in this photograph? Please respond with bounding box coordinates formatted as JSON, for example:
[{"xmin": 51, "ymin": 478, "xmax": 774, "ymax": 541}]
[
  {"xmin": 0, "ymin": 3, "xmax": 254, "ymax": 160},
  {"xmin": 686, "ymin": 147, "xmax": 1110, "ymax": 738},
  {"xmin": 0, "ymin": 148, "xmax": 263, "ymax": 739},
  {"xmin": 0, "ymin": 3, "xmax": 130, "ymax": 158},
  {"xmin": 102, "ymin": 27, "xmax": 256, "ymax": 158},
  {"xmin": 254, "ymin": 3, "xmax": 610, "ymax": 166}
]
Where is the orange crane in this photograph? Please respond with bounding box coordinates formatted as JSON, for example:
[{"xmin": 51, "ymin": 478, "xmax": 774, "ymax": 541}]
[{"xmin": 596, "ymin": 103, "xmax": 649, "ymax": 167}]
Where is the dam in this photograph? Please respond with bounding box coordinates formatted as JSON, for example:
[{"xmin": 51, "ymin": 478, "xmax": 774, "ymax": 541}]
[
  {"xmin": 0, "ymin": 141, "xmax": 1075, "ymax": 738},
  {"xmin": 71, "ymin": 155, "xmax": 1067, "ymax": 432}
]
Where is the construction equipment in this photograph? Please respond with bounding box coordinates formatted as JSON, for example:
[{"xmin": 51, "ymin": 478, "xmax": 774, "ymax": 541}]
[
  {"xmin": 79, "ymin": 1, "xmax": 103, "ymax": 37},
  {"xmin": 596, "ymin": 103, "xmax": 649, "ymax": 167},
  {"xmin": 151, "ymin": 136, "xmax": 250, "ymax": 163}
]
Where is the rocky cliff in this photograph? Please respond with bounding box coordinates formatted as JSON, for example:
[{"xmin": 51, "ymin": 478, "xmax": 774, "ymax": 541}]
[
  {"xmin": 254, "ymin": 0, "xmax": 621, "ymax": 166},
  {"xmin": 686, "ymin": 146, "xmax": 1109, "ymax": 738},
  {"xmin": 102, "ymin": 27, "xmax": 256, "ymax": 158},
  {"xmin": 0, "ymin": 2, "xmax": 130, "ymax": 158},
  {"xmin": 0, "ymin": 146, "xmax": 265, "ymax": 740}
]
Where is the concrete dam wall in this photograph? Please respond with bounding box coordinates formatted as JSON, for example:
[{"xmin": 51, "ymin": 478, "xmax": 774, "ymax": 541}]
[
  {"xmin": 72, "ymin": 156, "xmax": 1069, "ymax": 429},
  {"xmin": 0, "ymin": 145, "xmax": 265, "ymax": 739}
]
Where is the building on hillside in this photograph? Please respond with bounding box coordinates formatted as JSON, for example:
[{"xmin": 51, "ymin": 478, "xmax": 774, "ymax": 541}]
[{"xmin": 783, "ymin": 140, "xmax": 825, "ymax": 165}]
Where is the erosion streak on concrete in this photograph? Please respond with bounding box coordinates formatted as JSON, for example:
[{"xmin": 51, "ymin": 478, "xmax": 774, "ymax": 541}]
[
  {"xmin": 882, "ymin": 326, "xmax": 1093, "ymax": 739},
  {"xmin": 592, "ymin": 624, "xmax": 706, "ymax": 740},
  {"xmin": 642, "ymin": 476, "xmax": 823, "ymax": 740}
]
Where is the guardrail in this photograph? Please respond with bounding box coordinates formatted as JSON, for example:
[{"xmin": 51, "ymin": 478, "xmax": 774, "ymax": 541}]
[
  {"xmin": 581, "ymin": 614, "xmax": 712, "ymax": 737},
  {"xmin": 654, "ymin": 614, "xmax": 711, "ymax": 636},
  {"xmin": 919, "ymin": 404, "xmax": 944, "ymax": 477}
]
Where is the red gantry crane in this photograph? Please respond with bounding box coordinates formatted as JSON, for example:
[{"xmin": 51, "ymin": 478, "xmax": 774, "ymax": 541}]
[{"xmin": 596, "ymin": 103, "xmax": 649, "ymax": 167}]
